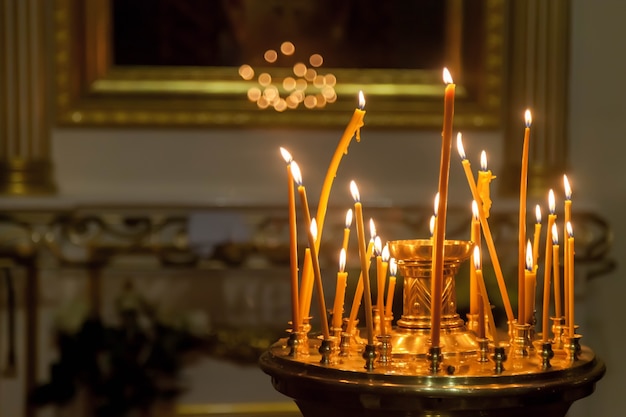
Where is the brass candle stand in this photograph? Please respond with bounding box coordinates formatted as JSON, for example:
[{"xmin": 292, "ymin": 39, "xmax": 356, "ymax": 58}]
[{"xmin": 260, "ymin": 239, "xmax": 605, "ymax": 417}]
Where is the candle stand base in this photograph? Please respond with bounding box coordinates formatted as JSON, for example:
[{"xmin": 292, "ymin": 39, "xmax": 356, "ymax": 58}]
[
  {"xmin": 260, "ymin": 337, "xmax": 604, "ymax": 417},
  {"xmin": 261, "ymin": 240, "xmax": 604, "ymax": 416}
]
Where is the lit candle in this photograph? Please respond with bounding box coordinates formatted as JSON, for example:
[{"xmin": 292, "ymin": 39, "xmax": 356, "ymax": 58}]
[
  {"xmin": 564, "ymin": 175, "xmax": 572, "ymax": 226},
  {"xmin": 315, "ymin": 92, "xmax": 366, "ymax": 248},
  {"xmin": 374, "ymin": 236, "xmax": 384, "ymax": 333},
  {"xmin": 519, "ymin": 109, "xmax": 532, "ymax": 324},
  {"xmin": 473, "ymin": 246, "xmax": 498, "ymax": 343},
  {"xmin": 456, "ymin": 133, "xmax": 514, "ymax": 322},
  {"xmin": 542, "ymin": 190, "xmax": 557, "ymax": 342},
  {"xmin": 307, "ymin": 219, "xmax": 330, "ymax": 339},
  {"xmin": 332, "ymin": 249, "xmax": 348, "ymax": 330},
  {"xmin": 533, "ymin": 205, "xmax": 542, "ymax": 269},
  {"xmin": 563, "ymin": 175, "xmax": 572, "ymax": 325},
  {"xmin": 291, "ymin": 161, "xmax": 315, "ymax": 320},
  {"xmin": 469, "ymin": 200, "xmax": 481, "ymax": 315},
  {"xmin": 429, "ymin": 68, "xmax": 456, "ymax": 349},
  {"xmin": 566, "ymin": 222, "xmax": 575, "ymax": 336},
  {"xmin": 350, "ymin": 180, "xmax": 375, "ymax": 345},
  {"xmin": 385, "ymin": 258, "xmax": 397, "ymax": 318},
  {"xmin": 552, "ymin": 224, "xmax": 562, "ymax": 319},
  {"xmin": 342, "ymin": 208, "xmax": 353, "ymax": 254},
  {"xmin": 476, "ymin": 150, "xmax": 496, "ymax": 218},
  {"xmin": 279, "ymin": 147, "xmax": 300, "ymax": 331},
  {"xmin": 380, "ymin": 244, "xmax": 390, "ymax": 335},
  {"xmin": 524, "ymin": 240, "xmax": 537, "ymax": 325}
]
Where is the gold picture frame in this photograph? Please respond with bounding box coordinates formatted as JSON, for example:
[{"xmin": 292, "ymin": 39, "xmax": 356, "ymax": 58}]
[{"xmin": 53, "ymin": 0, "xmax": 506, "ymax": 128}]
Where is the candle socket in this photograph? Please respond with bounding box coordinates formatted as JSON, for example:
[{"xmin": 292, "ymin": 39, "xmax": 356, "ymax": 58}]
[
  {"xmin": 540, "ymin": 342, "xmax": 555, "ymax": 370},
  {"xmin": 567, "ymin": 335, "xmax": 582, "ymax": 363},
  {"xmin": 564, "ymin": 324, "xmax": 580, "ymax": 340},
  {"xmin": 477, "ymin": 337, "xmax": 490, "ymax": 363},
  {"xmin": 492, "ymin": 345, "xmax": 507, "ymax": 374},
  {"xmin": 331, "ymin": 327, "xmax": 343, "ymax": 357},
  {"xmin": 551, "ymin": 317, "xmax": 565, "ymax": 349},
  {"xmin": 332, "ymin": 326, "xmax": 343, "ymax": 340},
  {"xmin": 319, "ymin": 338, "xmax": 333, "ymax": 365},
  {"xmin": 362, "ymin": 343, "xmax": 377, "ymax": 371},
  {"xmin": 466, "ymin": 313, "xmax": 479, "ymax": 334},
  {"xmin": 287, "ymin": 330, "xmax": 300, "ymax": 357},
  {"xmin": 428, "ymin": 346, "xmax": 444, "ymax": 374},
  {"xmin": 511, "ymin": 323, "xmax": 531, "ymax": 358},
  {"xmin": 296, "ymin": 317, "xmax": 312, "ymax": 356},
  {"xmin": 373, "ymin": 308, "xmax": 392, "ymax": 336},
  {"xmin": 344, "ymin": 318, "xmax": 364, "ymax": 351},
  {"xmin": 376, "ymin": 334, "xmax": 393, "ymax": 366},
  {"xmin": 339, "ymin": 332, "xmax": 352, "ymax": 357}
]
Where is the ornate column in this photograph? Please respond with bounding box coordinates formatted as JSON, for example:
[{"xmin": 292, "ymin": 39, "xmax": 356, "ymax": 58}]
[
  {"xmin": 0, "ymin": 0, "xmax": 56, "ymax": 195},
  {"xmin": 500, "ymin": 0, "xmax": 570, "ymax": 196}
]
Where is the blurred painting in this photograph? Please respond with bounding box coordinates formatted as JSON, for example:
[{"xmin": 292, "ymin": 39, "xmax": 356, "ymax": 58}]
[{"xmin": 112, "ymin": 0, "xmax": 447, "ymax": 69}]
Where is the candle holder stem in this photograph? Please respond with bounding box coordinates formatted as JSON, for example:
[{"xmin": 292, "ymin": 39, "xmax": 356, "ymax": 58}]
[
  {"xmin": 567, "ymin": 335, "xmax": 582, "ymax": 363},
  {"xmin": 428, "ymin": 346, "xmax": 444, "ymax": 374},
  {"xmin": 363, "ymin": 343, "xmax": 377, "ymax": 371},
  {"xmin": 540, "ymin": 342, "xmax": 555, "ymax": 370},
  {"xmin": 339, "ymin": 332, "xmax": 351, "ymax": 357},
  {"xmin": 477, "ymin": 337, "xmax": 490, "ymax": 363},
  {"xmin": 287, "ymin": 330, "xmax": 299, "ymax": 357},
  {"xmin": 492, "ymin": 345, "xmax": 507, "ymax": 374},
  {"xmin": 511, "ymin": 323, "xmax": 531, "ymax": 358},
  {"xmin": 376, "ymin": 334, "xmax": 393, "ymax": 366},
  {"xmin": 319, "ymin": 338, "xmax": 333, "ymax": 365},
  {"xmin": 551, "ymin": 316, "xmax": 565, "ymax": 349}
]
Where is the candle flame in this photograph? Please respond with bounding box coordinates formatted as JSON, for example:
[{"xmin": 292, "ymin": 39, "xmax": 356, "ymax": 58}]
[
  {"xmin": 525, "ymin": 109, "xmax": 532, "ymax": 127},
  {"xmin": 456, "ymin": 132, "xmax": 466, "ymax": 160},
  {"xmin": 434, "ymin": 192, "xmax": 440, "ymax": 216},
  {"xmin": 358, "ymin": 90, "xmax": 366, "ymax": 110},
  {"xmin": 429, "ymin": 215, "xmax": 436, "ymax": 237},
  {"xmin": 389, "ymin": 258, "xmax": 397, "ymax": 276},
  {"xmin": 349, "ymin": 180, "xmax": 360, "ymax": 202},
  {"xmin": 480, "ymin": 150, "xmax": 488, "ymax": 171},
  {"xmin": 472, "ymin": 200, "xmax": 479, "ymax": 220},
  {"xmin": 535, "ymin": 204, "xmax": 542, "ymax": 224},
  {"xmin": 567, "ymin": 221, "xmax": 574, "ymax": 238},
  {"xmin": 291, "ymin": 161, "xmax": 303, "ymax": 185},
  {"xmin": 374, "ymin": 236, "xmax": 382, "ymax": 256},
  {"xmin": 552, "ymin": 223, "xmax": 559, "ymax": 245},
  {"xmin": 310, "ymin": 218, "xmax": 318, "ymax": 241},
  {"xmin": 382, "ymin": 244, "xmax": 390, "ymax": 262},
  {"xmin": 369, "ymin": 218, "xmax": 377, "ymax": 240},
  {"xmin": 345, "ymin": 208, "xmax": 353, "ymax": 229},
  {"xmin": 456, "ymin": 132, "xmax": 467, "ymax": 161},
  {"xmin": 526, "ymin": 240, "xmax": 534, "ymax": 271},
  {"xmin": 548, "ymin": 189, "xmax": 556, "ymax": 214},
  {"xmin": 473, "ymin": 246, "xmax": 481, "ymax": 270},
  {"xmin": 339, "ymin": 248, "xmax": 346, "ymax": 273},
  {"xmin": 279, "ymin": 147, "xmax": 293, "ymax": 164},
  {"xmin": 564, "ymin": 174, "xmax": 572, "ymax": 200},
  {"xmin": 443, "ymin": 67, "xmax": 454, "ymax": 84}
]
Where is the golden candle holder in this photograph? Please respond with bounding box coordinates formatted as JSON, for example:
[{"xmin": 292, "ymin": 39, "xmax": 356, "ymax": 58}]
[
  {"xmin": 260, "ymin": 238, "xmax": 605, "ymax": 416},
  {"xmin": 387, "ymin": 239, "xmax": 476, "ymax": 360},
  {"xmin": 262, "ymin": 72, "xmax": 605, "ymax": 416}
]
